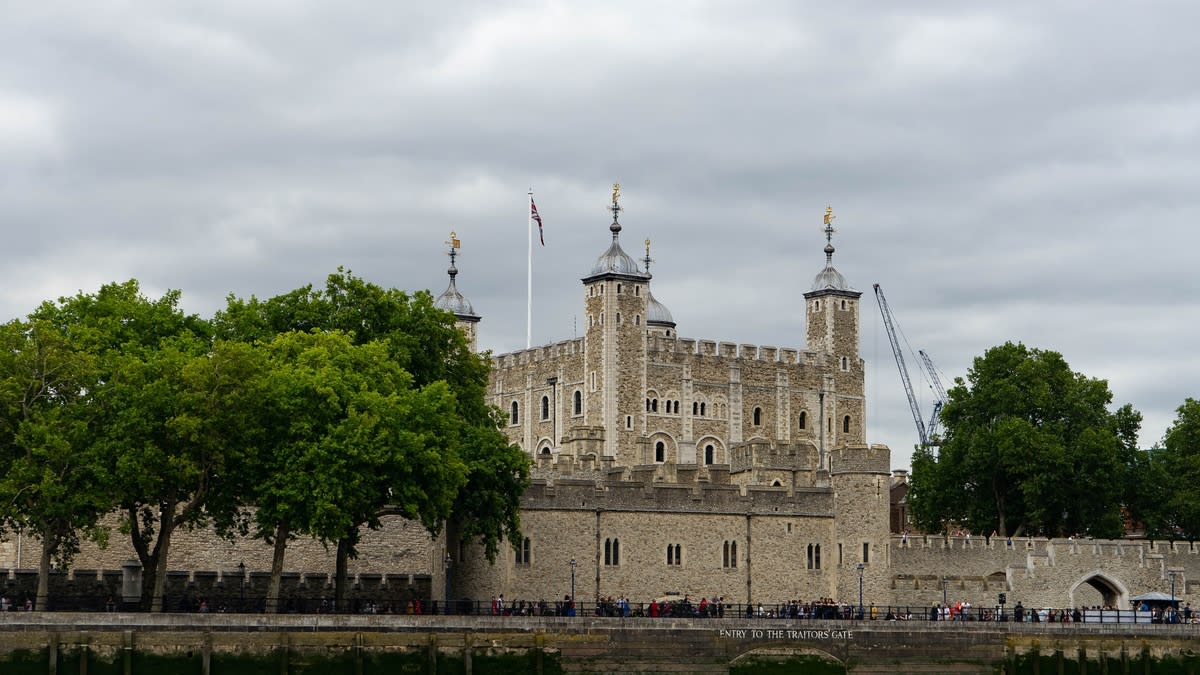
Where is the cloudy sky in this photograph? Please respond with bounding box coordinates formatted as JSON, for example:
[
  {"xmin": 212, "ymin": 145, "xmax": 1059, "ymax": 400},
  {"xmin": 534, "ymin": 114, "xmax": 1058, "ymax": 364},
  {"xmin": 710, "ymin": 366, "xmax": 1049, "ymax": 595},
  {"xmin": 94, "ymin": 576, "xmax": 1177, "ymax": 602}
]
[{"xmin": 4, "ymin": 2, "xmax": 1198, "ymax": 469}]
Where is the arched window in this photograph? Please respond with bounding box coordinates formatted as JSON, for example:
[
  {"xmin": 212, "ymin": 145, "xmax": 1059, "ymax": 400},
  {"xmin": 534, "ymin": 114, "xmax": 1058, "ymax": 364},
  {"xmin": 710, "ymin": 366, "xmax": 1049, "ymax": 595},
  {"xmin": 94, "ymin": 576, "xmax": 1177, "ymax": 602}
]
[
  {"xmin": 574, "ymin": 390, "xmax": 582, "ymax": 415},
  {"xmin": 617, "ymin": 312, "xmax": 622, "ymax": 324},
  {"xmin": 843, "ymin": 415, "xmax": 851, "ymax": 433},
  {"xmin": 693, "ymin": 401, "xmax": 698, "ymax": 415},
  {"xmin": 635, "ymin": 315, "xmax": 640, "ymax": 325},
  {"xmin": 652, "ymin": 399, "xmax": 658, "ymax": 412},
  {"xmin": 731, "ymin": 541, "xmax": 737, "ymax": 568},
  {"xmin": 541, "ymin": 395, "xmax": 549, "ymax": 421},
  {"xmin": 666, "ymin": 543, "xmax": 681, "ymax": 566},
  {"xmin": 510, "ymin": 401, "xmax": 519, "ymax": 425},
  {"xmin": 674, "ymin": 401, "xmax": 680, "ymax": 414},
  {"xmin": 798, "ymin": 411, "xmax": 807, "ymax": 429},
  {"xmin": 655, "ymin": 441, "xmax": 665, "ymax": 463},
  {"xmin": 616, "ymin": 283, "xmax": 622, "ymax": 293},
  {"xmin": 604, "ymin": 538, "xmax": 620, "ymax": 566},
  {"xmin": 705, "ymin": 444, "xmax": 714, "ymax": 465},
  {"xmin": 772, "ymin": 479, "xmax": 782, "ymax": 487},
  {"xmin": 701, "ymin": 402, "xmax": 706, "ymax": 416},
  {"xmin": 841, "ymin": 356, "xmax": 849, "ymax": 371},
  {"xmin": 753, "ymin": 407, "xmax": 762, "ymax": 426},
  {"xmin": 516, "ymin": 537, "xmax": 531, "ymax": 564},
  {"xmin": 807, "ymin": 543, "xmax": 821, "ymax": 570}
]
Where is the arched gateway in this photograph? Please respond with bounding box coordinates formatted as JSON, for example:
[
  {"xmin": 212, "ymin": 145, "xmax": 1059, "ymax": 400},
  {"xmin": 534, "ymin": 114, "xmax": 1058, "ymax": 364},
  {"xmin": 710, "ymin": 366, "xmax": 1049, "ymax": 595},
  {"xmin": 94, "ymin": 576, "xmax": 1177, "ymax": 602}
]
[{"xmin": 1069, "ymin": 571, "xmax": 1130, "ymax": 608}]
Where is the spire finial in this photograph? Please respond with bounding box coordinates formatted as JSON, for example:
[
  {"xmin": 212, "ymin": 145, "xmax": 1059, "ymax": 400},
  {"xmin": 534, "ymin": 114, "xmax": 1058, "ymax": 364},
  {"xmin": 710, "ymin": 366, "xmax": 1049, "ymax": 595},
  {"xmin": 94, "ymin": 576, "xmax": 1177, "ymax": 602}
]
[
  {"xmin": 643, "ymin": 237, "xmax": 653, "ymax": 276},
  {"xmin": 609, "ymin": 182, "xmax": 623, "ymax": 237},
  {"xmin": 822, "ymin": 206, "xmax": 837, "ymax": 266},
  {"xmin": 445, "ymin": 230, "xmax": 461, "ymax": 277}
]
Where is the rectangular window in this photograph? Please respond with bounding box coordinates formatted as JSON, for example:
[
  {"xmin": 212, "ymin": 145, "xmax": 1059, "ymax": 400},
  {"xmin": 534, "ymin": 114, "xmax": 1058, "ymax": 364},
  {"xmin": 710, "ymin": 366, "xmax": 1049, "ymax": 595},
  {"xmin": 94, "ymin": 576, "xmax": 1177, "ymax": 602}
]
[{"xmin": 862, "ymin": 542, "xmax": 869, "ymax": 564}]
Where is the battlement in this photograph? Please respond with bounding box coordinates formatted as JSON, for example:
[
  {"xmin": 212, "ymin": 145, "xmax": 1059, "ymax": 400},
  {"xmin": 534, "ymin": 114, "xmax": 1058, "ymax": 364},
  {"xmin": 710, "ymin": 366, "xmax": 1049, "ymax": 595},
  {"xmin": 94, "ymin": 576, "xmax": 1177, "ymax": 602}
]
[
  {"xmin": 648, "ymin": 335, "xmax": 816, "ymax": 365},
  {"xmin": 490, "ymin": 337, "xmax": 585, "ymax": 369},
  {"xmin": 729, "ymin": 440, "xmax": 818, "ymax": 474},
  {"xmin": 891, "ymin": 534, "xmax": 1200, "ymax": 556},
  {"xmin": 531, "ymin": 450, "xmax": 614, "ymax": 482},
  {"xmin": 828, "ymin": 444, "xmax": 891, "ymax": 474},
  {"xmin": 521, "ymin": 477, "xmax": 835, "ymax": 515}
]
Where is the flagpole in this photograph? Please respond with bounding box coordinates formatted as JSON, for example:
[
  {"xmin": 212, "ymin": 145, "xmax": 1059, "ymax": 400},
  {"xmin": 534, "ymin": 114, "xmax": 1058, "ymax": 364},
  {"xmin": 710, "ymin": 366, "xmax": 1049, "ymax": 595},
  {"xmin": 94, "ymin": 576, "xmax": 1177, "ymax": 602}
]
[{"xmin": 527, "ymin": 189, "xmax": 533, "ymax": 349}]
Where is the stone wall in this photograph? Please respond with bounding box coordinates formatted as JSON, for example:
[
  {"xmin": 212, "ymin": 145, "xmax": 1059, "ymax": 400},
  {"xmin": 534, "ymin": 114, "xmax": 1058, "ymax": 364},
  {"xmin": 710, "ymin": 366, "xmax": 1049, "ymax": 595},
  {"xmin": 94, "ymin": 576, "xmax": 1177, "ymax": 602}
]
[
  {"xmin": 3, "ymin": 613, "xmax": 1200, "ymax": 675},
  {"xmin": 1, "ymin": 511, "xmax": 440, "ymax": 583},
  {"xmin": 890, "ymin": 534, "xmax": 1197, "ymax": 610}
]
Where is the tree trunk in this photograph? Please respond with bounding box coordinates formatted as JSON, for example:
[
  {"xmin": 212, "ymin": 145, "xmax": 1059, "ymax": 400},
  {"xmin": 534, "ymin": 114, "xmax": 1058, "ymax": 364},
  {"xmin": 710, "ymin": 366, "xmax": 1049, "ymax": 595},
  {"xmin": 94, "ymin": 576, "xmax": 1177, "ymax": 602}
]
[
  {"xmin": 149, "ymin": 516, "xmax": 176, "ymax": 612},
  {"xmin": 335, "ymin": 537, "xmax": 349, "ymax": 613},
  {"xmin": 265, "ymin": 522, "xmax": 289, "ymax": 614},
  {"xmin": 36, "ymin": 535, "xmax": 53, "ymax": 611}
]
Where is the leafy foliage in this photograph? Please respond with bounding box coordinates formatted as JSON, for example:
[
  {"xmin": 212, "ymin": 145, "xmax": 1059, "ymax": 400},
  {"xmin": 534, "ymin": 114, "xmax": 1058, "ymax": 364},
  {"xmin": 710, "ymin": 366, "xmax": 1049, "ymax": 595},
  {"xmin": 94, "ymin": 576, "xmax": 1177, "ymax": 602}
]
[
  {"xmin": 0, "ymin": 318, "xmax": 111, "ymax": 608},
  {"xmin": 217, "ymin": 269, "xmax": 528, "ymax": 559},
  {"xmin": 909, "ymin": 341, "xmax": 1136, "ymax": 538},
  {"xmin": 1146, "ymin": 398, "xmax": 1200, "ymax": 538}
]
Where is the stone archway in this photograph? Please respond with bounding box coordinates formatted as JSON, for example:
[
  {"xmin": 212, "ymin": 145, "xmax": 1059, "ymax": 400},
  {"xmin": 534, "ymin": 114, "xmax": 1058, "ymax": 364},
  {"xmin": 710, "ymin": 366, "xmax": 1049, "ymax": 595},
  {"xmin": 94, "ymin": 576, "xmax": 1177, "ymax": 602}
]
[
  {"xmin": 1069, "ymin": 571, "xmax": 1130, "ymax": 609},
  {"xmin": 729, "ymin": 646, "xmax": 845, "ymax": 674}
]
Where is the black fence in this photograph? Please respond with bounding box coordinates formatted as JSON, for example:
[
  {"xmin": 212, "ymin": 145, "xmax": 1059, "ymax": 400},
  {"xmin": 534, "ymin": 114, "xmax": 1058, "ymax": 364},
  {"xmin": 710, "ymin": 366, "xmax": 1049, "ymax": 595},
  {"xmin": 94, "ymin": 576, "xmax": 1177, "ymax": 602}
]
[{"xmin": 1, "ymin": 587, "xmax": 1194, "ymax": 624}]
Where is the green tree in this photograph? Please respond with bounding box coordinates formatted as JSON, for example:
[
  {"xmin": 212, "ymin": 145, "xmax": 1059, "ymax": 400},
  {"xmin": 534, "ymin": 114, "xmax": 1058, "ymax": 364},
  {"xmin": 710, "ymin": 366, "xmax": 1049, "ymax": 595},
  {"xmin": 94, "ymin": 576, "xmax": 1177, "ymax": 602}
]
[
  {"xmin": 1152, "ymin": 398, "xmax": 1200, "ymax": 538},
  {"xmin": 909, "ymin": 342, "xmax": 1135, "ymax": 538},
  {"xmin": 217, "ymin": 269, "xmax": 528, "ymax": 606},
  {"xmin": 30, "ymin": 280, "xmax": 235, "ymax": 611},
  {"xmin": 0, "ymin": 319, "xmax": 111, "ymax": 609},
  {"xmin": 247, "ymin": 330, "xmax": 468, "ymax": 611}
]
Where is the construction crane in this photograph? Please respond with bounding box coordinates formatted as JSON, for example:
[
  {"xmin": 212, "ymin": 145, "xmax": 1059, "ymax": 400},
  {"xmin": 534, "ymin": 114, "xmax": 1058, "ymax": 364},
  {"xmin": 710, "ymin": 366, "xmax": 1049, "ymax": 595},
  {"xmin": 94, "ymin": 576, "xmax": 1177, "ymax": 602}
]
[
  {"xmin": 873, "ymin": 284, "xmax": 945, "ymax": 449},
  {"xmin": 918, "ymin": 349, "xmax": 948, "ymax": 445}
]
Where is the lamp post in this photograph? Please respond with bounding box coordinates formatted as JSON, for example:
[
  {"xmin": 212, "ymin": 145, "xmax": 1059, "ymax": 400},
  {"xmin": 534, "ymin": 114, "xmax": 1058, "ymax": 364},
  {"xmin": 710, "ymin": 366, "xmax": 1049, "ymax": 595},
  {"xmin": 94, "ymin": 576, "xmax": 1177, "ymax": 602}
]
[
  {"xmin": 1169, "ymin": 570, "xmax": 1177, "ymax": 624},
  {"xmin": 444, "ymin": 552, "xmax": 452, "ymax": 615},
  {"xmin": 569, "ymin": 558, "xmax": 577, "ymax": 617},
  {"xmin": 856, "ymin": 563, "xmax": 865, "ymax": 620},
  {"xmin": 237, "ymin": 561, "xmax": 245, "ymax": 613}
]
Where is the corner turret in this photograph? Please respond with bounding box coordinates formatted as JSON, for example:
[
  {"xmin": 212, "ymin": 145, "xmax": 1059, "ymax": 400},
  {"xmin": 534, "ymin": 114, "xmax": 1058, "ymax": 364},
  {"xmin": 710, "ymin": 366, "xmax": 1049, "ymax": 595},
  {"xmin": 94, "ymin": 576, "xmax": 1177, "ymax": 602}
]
[{"xmin": 434, "ymin": 231, "xmax": 481, "ymax": 351}]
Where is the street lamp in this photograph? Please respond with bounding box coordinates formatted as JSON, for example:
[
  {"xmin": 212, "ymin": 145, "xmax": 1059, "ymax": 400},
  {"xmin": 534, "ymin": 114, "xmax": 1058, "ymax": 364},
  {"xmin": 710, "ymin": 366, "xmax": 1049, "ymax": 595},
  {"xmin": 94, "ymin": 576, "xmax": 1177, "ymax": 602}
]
[
  {"xmin": 569, "ymin": 558, "xmax": 577, "ymax": 617},
  {"xmin": 444, "ymin": 552, "xmax": 452, "ymax": 615},
  {"xmin": 237, "ymin": 561, "xmax": 245, "ymax": 613},
  {"xmin": 1169, "ymin": 570, "xmax": 1177, "ymax": 624},
  {"xmin": 856, "ymin": 563, "xmax": 865, "ymax": 620}
]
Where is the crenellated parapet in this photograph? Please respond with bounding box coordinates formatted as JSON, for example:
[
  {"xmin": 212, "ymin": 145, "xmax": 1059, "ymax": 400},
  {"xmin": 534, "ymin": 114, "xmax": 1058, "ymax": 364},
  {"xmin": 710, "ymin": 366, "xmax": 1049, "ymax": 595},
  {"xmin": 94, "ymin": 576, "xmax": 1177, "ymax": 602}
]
[
  {"xmin": 520, "ymin": 477, "xmax": 835, "ymax": 516},
  {"xmin": 829, "ymin": 444, "xmax": 891, "ymax": 474},
  {"xmin": 490, "ymin": 337, "xmax": 585, "ymax": 370},
  {"xmin": 729, "ymin": 439, "xmax": 818, "ymax": 475},
  {"xmin": 530, "ymin": 450, "xmax": 614, "ymax": 483},
  {"xmin": 647, "ymin": 335, "xmax": 817, "ymax": 365}
]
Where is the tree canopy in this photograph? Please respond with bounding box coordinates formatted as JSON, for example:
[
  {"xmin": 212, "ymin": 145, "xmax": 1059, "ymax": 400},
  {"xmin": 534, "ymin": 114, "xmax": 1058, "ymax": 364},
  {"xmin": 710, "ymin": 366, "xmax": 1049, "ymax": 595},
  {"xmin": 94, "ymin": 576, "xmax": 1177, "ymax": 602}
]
[
  {"xmin": 0, "ymin": 271, "xmax": 528, "ymax": 611},
  {"xmin": 1139, "ymin": 398, "xmax": 1200, "ymax": 539},
  {"xmin": 909, "ymin": 341, "xmax": 1139, "ymax": 538}
]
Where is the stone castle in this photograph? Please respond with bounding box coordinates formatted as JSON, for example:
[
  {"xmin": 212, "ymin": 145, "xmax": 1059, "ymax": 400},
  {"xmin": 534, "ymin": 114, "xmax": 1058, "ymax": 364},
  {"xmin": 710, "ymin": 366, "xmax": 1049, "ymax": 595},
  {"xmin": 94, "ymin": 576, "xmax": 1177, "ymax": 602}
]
[
  {"xmin": 438, "ymin": 188, "xmax": 892, "ymax": 606},
  {"xmin": 1, "ymin": 187, "xmax": 1193, "ymax": 613}
]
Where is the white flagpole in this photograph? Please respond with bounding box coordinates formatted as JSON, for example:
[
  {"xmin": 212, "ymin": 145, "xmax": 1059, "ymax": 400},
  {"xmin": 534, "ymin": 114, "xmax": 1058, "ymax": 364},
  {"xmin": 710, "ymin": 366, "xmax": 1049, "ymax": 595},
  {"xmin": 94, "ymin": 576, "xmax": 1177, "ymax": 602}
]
[{"xmin": 527, "ymin": 189, "xmax": 533, "ymax": 349}]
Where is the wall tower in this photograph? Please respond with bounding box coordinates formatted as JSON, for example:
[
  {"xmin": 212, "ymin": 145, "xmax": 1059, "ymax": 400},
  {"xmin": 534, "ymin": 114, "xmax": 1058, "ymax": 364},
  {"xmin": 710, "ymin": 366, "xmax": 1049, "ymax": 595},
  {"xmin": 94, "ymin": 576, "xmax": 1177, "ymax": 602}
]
[
  {"xmin": 580, "ymin": 184, "xmax": 650, "ymax": 463},
  {"xmin": 434, "ymin": 231, "xmax": 480, "ymax": 352}
]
